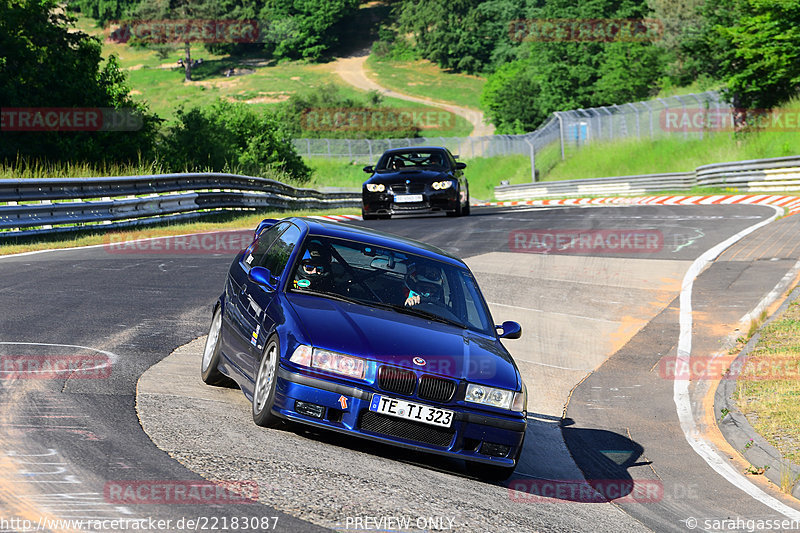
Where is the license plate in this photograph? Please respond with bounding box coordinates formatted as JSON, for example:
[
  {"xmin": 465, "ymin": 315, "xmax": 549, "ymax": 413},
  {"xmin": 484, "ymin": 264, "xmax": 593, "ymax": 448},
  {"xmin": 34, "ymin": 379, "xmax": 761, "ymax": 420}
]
[
  {"xmin": 393, "ymin": 194, "xmax": 423, "ymax": 203},
  {"xmin": 369, "ymin": 394, "xmax": 454, "ymax": 428}
]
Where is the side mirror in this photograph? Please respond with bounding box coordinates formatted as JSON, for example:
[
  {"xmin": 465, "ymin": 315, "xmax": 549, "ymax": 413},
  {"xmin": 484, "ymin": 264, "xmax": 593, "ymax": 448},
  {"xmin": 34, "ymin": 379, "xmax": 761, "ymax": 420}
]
[
  {"xmin": 248, "ymin": 266, "xmax": 277, "ymax": 291},
  {"xmin": 363, "ymin": 165, "xmax": 375, "ymax": 174},
  {"xmin": 496, "ymin": 321, "xmax": 522, "ymax": 339},
  {"xmin": 455, "ymin": 162, "xmax": 466, "ymax": 170}
]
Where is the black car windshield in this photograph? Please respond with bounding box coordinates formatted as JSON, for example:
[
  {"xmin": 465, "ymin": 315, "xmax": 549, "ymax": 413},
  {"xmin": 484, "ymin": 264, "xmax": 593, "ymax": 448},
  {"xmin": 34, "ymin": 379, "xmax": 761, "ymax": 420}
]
[
  {"xmin": 289, "ymin": 236, "xmax": 493, "ymax": 335},
  {"xmin": 376, "ymin": 150, "xmax": 448, "ymax": 171}
]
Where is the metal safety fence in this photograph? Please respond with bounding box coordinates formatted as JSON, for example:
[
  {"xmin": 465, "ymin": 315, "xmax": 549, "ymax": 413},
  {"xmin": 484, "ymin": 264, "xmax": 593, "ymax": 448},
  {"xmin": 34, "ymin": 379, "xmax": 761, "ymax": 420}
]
[
  {"xmin": 292, "ymin": 91, "xmax": 730, "ymax": 181},
  {"xmin": 0, "ymin": 173, "xmax": 360, "ymax": 238},
  {"xmin": 494, "ymin": 156, "xmax": 800, "ymax": 200}
]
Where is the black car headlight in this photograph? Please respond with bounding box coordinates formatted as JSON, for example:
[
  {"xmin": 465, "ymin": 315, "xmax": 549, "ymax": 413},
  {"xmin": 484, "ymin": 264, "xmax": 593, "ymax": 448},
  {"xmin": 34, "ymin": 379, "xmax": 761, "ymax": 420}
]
[
  {"xmin": 365, "ymin": 183, "xmax": 385, "ymax": 193},
  {"xmin": 431, "ymin": 180, "xmax": 454, "ymax": 190}
]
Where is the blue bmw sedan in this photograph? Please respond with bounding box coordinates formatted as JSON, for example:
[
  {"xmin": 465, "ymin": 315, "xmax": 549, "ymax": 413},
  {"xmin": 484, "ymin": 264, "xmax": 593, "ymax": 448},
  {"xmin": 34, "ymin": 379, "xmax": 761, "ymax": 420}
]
[{"xmin": 201, "ymin": 217, "xmax": 526, "ymax": 479}]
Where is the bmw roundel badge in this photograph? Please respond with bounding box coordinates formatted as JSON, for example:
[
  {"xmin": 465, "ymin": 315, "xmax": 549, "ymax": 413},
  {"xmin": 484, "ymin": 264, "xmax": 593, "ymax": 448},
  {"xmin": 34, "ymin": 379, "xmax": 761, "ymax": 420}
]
[{"xmin": 413, "ymin": 357, "xmax": 426, "ymax": 366}]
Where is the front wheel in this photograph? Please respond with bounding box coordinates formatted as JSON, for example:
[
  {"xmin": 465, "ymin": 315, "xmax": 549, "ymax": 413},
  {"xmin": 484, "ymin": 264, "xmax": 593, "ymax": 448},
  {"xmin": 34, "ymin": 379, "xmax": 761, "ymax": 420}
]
[
  {"xmin": 252, "ymin": 336, "xmax": 281, "ymax": 427},
  {"xmin": 201, "ymin": 307, "xmax": 234, "ymax": 386}
]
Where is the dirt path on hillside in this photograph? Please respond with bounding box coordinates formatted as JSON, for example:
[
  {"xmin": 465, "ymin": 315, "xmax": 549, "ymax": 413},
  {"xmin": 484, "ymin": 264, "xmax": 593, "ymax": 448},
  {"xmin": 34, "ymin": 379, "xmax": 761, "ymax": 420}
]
[{"xmin": 330, "ymin": 51, "xmax": 495, "ymax": 138}]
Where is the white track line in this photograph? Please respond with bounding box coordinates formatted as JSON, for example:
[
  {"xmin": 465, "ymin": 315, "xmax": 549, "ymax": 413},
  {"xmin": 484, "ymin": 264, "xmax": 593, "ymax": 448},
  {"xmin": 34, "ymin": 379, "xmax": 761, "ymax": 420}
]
[{"xmin": 674, "ymin": 204, "xmax": 800, "ymax": 519}]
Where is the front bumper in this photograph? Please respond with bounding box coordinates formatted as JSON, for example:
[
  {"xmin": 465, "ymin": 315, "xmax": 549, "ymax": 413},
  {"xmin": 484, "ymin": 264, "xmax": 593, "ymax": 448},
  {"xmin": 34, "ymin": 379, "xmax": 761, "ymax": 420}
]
[
  {"xmin": 272, "ymin": 367, "xmax": 526, "ymax": 466},
  {"xmin": 362, "ymin": 190, "xmax": 459, "ymax": 216}
]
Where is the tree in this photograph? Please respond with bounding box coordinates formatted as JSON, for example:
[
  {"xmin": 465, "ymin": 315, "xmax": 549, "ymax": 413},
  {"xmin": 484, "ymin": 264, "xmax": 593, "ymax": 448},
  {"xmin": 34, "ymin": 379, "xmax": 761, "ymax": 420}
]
[
  {"xmin": 713, "ymin": 0, "xmax": 800, "ymax": 111},
  {"xmin": 395, "ymin": 0, "xmax": 525, "ymax": 73},
  {"xmin": 0, "ymin": 0, "xmax": 159, "ymax": 163},
  {"xmin": 480, "ymin": 0, "xmax": 665, "ymax": 132},
  {"xmin": 258, "ymin": 0, "xmax": 361, "ymax": 61},
  {"xmin": 128, "ymin": 0, "xmax": 221, "ymax": 81},
  {"xmin": 160, "ymin": 100, "xmax": 311, "ymax": 181}
]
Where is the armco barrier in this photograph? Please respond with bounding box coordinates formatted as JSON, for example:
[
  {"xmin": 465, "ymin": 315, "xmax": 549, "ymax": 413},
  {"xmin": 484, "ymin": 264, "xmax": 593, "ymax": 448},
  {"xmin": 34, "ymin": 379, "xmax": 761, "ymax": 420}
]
[
  {"xmin": 0, "ymin": 173, "xmax": 360, "ymax": 237},
  {"xmin": 495, "ymin": 155, "xmax": 800, "ymax": 200}
]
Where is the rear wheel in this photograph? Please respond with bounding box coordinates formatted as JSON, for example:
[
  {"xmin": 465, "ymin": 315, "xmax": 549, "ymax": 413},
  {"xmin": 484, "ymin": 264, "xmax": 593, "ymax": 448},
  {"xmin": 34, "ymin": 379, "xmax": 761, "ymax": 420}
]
[
  {"xmin": 252, "ymin": 336, "xmax": 281, "ymax": 427},
  {"xmin": 201, "ymin": 307, "xmax": 234, "ymax": 386},
  {"xmin": 362, "ymin": 210, "xmax": 379, "ymax": 220}
]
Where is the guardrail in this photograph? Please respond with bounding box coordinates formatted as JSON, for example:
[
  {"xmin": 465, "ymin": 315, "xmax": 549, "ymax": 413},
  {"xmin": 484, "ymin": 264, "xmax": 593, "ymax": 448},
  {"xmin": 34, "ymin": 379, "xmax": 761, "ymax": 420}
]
[
  {"xmin": 494, "ymin": 156, "xmax": 800, "ymax": 200},
  {"xmin": 0, "ymin": 173, "xmax": 361, "ymax": 238}
]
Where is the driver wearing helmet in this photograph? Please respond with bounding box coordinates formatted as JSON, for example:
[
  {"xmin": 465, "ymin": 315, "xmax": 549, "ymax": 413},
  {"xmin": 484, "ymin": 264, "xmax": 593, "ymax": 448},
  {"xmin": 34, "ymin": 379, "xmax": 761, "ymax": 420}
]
[
  {"xmin": 294, "ymin": 239, "xmax": 334, "ymax": 292},
  {"xmin": 404, "ymin": 262, "xmax": 443, "ymax": 307}
]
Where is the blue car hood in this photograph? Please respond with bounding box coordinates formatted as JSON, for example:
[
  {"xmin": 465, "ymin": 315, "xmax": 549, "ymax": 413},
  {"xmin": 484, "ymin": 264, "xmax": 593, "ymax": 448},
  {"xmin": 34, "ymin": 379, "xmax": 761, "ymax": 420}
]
[{"xmin": 286, "ymin": 293, "xmax": 519, "ymax": 388}]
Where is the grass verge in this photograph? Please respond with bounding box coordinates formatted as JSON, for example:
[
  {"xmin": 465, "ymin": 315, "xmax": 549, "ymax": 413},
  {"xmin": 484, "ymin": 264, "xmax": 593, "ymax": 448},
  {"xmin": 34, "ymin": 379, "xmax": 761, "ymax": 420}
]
[
  {"xmin": 365, "ymin": 55, "xmax": 486, "ymax": 110},
  {"xmin": 735, "ymin": 300, "xmax": 800, "ymax": 466},
  {"xmin": 0, "ymin": 208, "xmax": 358, "ymax": 257}
]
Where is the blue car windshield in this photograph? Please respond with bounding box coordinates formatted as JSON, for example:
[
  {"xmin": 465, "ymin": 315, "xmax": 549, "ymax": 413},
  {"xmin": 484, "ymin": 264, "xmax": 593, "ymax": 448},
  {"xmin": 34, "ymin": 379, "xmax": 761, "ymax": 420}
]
[{"xmin": 289, "ymin": 236, "xmax": 494, "ymax": 335}]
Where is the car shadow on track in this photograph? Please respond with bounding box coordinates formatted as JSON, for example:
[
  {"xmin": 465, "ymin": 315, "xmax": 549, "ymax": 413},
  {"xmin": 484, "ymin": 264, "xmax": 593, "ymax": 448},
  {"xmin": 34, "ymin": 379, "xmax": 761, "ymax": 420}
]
[{"xmin": 507, "ymin": 414, "xmax": 652, "ymax": 504}]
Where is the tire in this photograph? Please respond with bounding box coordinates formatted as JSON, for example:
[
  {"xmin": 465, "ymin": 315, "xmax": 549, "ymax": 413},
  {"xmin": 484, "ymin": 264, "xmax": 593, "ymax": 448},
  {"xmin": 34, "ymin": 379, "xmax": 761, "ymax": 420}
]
[
  {"xmin": 463, "ymin": 197, "xmax": 471, "ymax": 216},
  {"xmin": 362, "ymin": 212, "xmax": 379, "ymax": 220},
  {"xmin": 252, "ymin": 336, "xmax": 281, "ymax": 427},
  {"xmin": 201, "ymin": 307, "xmax": 234, "ymax": 386},
  {"xmin": 446, "ymin": 201, "xmax": 463, "ymax": 217}
]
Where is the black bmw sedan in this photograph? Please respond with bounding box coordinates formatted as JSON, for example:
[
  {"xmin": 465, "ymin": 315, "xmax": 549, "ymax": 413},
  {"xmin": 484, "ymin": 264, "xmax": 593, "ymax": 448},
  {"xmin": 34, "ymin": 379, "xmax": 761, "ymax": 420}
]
[{"xmin": 361, "ymin": 147, "xmax": 470, "ymax": 219}]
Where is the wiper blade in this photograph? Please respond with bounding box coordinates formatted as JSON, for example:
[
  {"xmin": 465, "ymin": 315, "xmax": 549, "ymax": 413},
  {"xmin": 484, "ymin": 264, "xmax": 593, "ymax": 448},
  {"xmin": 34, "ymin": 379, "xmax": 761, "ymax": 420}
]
[
  {"xmin": 292, "ymin": 289, "xmax": 365, "ymax": 306},
  {"xmin": 372, "ymin": 302, "xmax": 467, "ymax": 329}
]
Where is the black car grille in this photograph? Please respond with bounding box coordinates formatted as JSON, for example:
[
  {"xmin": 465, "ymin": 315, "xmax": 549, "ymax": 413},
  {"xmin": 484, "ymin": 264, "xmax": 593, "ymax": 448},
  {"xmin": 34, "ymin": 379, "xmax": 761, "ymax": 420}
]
[
  {"xmin": 418, "ymin": 376, "xmax": 457, "ymax": 403},
  {"xmin": 389, "ymin": 183, "xmax": 426, "ymax": 194},
  {"xmin": 359, "ymin": 411, "xmax": 455, "ymax": 448},
  {"xmin": 378, "ymin": 366, "xmax": 416, "ymax": 396}
]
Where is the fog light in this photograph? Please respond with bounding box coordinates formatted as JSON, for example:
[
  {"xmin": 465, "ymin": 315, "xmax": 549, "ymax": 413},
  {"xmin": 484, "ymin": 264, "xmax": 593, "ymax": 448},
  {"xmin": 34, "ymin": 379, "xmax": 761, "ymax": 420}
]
[
  {"xmin": 479, "ymin": 442, "xmax": 511, "ymax": 457},
  {"xmin": 295, "ymin": 401, "xmax": 324, "ymax": 419}
]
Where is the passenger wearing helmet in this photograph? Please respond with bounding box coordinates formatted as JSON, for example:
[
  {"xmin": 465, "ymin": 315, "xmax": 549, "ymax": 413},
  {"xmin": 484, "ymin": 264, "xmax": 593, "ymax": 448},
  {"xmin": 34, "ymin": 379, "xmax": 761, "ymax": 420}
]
[
  {"xmin": 404, "ymin": 262, "xmax": 443, "ymax": 307},
  {"xmin": 294, "ymin": 239, "xmax": 334, "ymax": 292}
]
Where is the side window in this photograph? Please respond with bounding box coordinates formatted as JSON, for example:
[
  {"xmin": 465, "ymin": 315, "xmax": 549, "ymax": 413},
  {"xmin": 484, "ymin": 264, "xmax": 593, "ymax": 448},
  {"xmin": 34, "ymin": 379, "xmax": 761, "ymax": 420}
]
[
  {"xmin": 244, "ymin": 222, "xmax": 288, "ymax": 268},
  {"xmin": 260, "ymin": 224, "xmax": 303, "ymax": 277}
]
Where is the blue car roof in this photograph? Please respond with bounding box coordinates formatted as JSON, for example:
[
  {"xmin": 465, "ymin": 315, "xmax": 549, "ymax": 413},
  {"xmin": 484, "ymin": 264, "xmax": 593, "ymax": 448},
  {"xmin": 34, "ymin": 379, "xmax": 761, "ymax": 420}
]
[{"xmin": 289, "ymin": 217, "xmax": 466, "ymax": 268}]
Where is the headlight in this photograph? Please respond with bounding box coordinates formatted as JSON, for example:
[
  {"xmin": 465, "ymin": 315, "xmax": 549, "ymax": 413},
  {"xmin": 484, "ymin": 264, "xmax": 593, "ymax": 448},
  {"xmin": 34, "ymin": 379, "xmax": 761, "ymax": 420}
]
[
  {"xmin": 432, "ymin": 180, "xmax": 453, "ymax": 190},
  {"xmin": 289, "ymin": 345, "xmax": 366, "ymax": 380},
  {"xmin": 465, "ymin": 383, "xmax": 522, "ymax": 410},
  {"xmin": 366, "ymin": 183, "xmax": 385, "ymax": 192}
]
